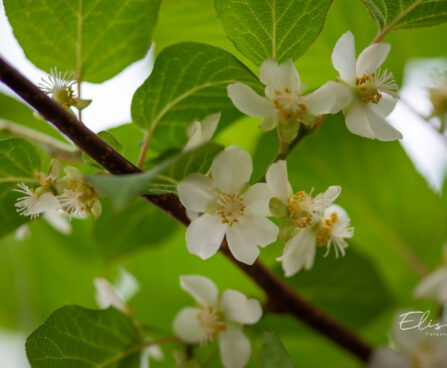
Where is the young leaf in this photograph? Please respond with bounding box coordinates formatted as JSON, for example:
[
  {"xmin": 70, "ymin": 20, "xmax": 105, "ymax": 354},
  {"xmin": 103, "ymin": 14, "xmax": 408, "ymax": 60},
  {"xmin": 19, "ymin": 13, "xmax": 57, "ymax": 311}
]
[
  {"xmin": 4, "ymin": 0, "xmax": 161, "ymax": 83},
  {"xmin": 0, "ymin": 138, "xmax": 41, "ymax": 239},
  {"xmin": 259, "ymin": 331, "xmax": 296, "ymax": 368},
  {"xmin": 361, "ymin": 0, "xmax": 447, "ymax": 30},
  {"xmin": 26, "ymin": 305, "xmax": 144, "ymax": 368},
  {"xmin": 214, "ymin": 0, "xmax": 333, "ymax": 65},
  {"xmin": 131, "ymin": 42, "xmax": 262, "ymax": 149}
]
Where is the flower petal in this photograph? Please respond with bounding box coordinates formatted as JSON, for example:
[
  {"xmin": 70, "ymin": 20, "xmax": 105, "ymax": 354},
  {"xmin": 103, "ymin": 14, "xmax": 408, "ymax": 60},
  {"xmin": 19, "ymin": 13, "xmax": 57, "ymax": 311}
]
[
  {"xmin": 184, "ymin": 121, "xmax": 203, "ymax": 151},
  {"xmin": 369, "ymin": 92, "xmax": 397, "ymax": 117},
  {"xmin": 93, "ymin": 278, "xmax": 128, "ymax": 313},
  {"xmin": 277, "ymin": 228, "xmax": 316, "ymax": 277},
  {"xmin": 318, "ymin": 81, "xmax": 353, "ymax": 113},
  {"xmin": 173, "ymin": 307, "xmax": 205, "ymax": 343},
  {"xmin": 219, "ymin": 289, "xmax": 262, "ymax": 324},
  {"xmin": 180, "ymin": 275, "xmax": 218, "ymax": 307},
  {"xmin": 305, "ymin": 83, "xmax": 336, "ymax": 115},
  {"xmin": 201, "ymin": 112, "xmax": 221, "ymax": 141},
  {"xmin": 345, "ymin": 101, "xmax": 375, "ymax": 139},
  {"xmin": 186, "ymin": 214, "xmax": 226, "ymax": 260},
  {"xmin": 365, "ymin": 107, "xmax": 403, "ymax": 141},
  {"xmin": 331, "ymin": 31, "xmax": 356, "ymax": 84},
  {"xmin": 227, "ymin": 83, "xmax": 276, "ymax": 118},
  {"xmin": 244, "ymin": 183, "xmax": 273, "ymax": 217},
  {"xmin": 414, "ymin": 266, "xmax": 447, "ymax": 304},
  {"xmin": 178, "ymin": 174, "xmax": 216, "ymax": 212},
  {"xmin": 313, "ymin": 186, "xmax": 341, "ymax": 212},
  {"xmin": 218, "ymin": 325, "xmax": 251, "ymax": 368},
  {"xmin": 369, "ymin": 348, "xmax": 411, "ymax": 368},
  {"xmin": 258, "ymin": 115, "xmax": 279, "ymax": 131},
  {"xmin": 356, "ymin": 43, "xmax": 390, "ymax": 77},
  {"xmin": 211, "ymin": 146, "xmax": 253, "ymax": 194},
  {"xmin": 226, "ymin": 216, "xmax": 278, "ymax": 265},
  {"xmin": 266, "ymin": 160, "xmax": 289, "ymax": 204},
  {"xmin": 259, "ymin": 59, "xmax": 300, "ymax": 92}
]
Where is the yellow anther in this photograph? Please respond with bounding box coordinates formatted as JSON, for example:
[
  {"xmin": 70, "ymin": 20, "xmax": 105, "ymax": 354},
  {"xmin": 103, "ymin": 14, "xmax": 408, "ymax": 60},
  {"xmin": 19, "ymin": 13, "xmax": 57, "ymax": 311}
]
[
  {"xmin": 216, "ymin": 192, "xmax": 246, "ymax": 226},
  {"xmin": 315, "ymin": 212, "xmax": 339, "ymax": 247}
]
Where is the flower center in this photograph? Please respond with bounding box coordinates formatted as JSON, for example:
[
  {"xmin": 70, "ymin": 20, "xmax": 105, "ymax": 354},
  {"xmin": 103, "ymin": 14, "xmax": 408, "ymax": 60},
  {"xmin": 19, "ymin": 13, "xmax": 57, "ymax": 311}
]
[
  {"xmin": 356, "ymin": 73, "xmax": 382, "ymax": 104},
  {"xmin": 216, "ymin": 193, "xmax": 246, "ymax": 226},
  {"xmin": 315, "ymin": 212, "xmax": 339, "ymax": 246},
  {"xmin": 288, "ymin": 191, "xmax": 315, "ymax": 228},
  {"xmin": 197, "ymin": 306, "xmax": 226, "ymax": 342},
  {"xmin": 273, "ymin": 88, "xmax": 307, "ymax": 123}
]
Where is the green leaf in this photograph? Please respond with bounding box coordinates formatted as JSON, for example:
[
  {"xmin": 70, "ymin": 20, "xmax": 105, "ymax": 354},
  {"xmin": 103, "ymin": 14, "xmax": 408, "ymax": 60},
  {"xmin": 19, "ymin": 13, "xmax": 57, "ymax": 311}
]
[
  {"xmin": 215, "ymin": 0, "xmax": 333, "ymax": 64},
  {"xmin": 131, "ymin": 42, "xmax": 262, "ymax": 151},
  {"xmin": 4, "ymin": 0, "xmax": 161, "ymax": 83},
  {"xmin": 259, "ymin": 331, "xmax": 296, "ymax": 368},
  {"xmin": 26, "ymin": 305, "xmax": 143, "ymax": 368},
  {"xmin": 361, "ymin": 0, "xmax": 447, "ymax": 30},
  {"xmin": 0, "ymin": 138, "xmax": 41, "ymax": 239},
  {"xmin": 83, "ymin": 131, "xmax": 124, "ymax": 169},
  {"xmin": 147, "ymin": 142, "xmax": 224, "ymax": 195},
  {"xmin": 93, "ymin": 198, "xmax": 177, "ymax": 260}
]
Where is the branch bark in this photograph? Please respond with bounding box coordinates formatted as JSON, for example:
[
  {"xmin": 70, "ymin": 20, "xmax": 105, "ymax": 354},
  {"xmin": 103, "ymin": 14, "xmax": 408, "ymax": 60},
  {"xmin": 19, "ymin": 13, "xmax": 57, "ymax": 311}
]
[{"xmin": 0, "ymin": 56, "xmax": 373, "ymax": 363}]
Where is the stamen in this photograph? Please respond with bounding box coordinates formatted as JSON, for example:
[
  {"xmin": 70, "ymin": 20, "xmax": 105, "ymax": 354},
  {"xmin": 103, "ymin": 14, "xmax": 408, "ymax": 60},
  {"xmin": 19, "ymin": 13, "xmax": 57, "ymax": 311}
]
[
  {"xmin": 315, "ymin": 212, "xmax": 339, "ymax": 246},
  {"xmin": 197, "ymin": 306, "xmax": 226, "ymax": 342},
  {"xmin": 288, "ymin": 191, "xmax": 315, "ymax": 228},
  {"xmin": 216, "ymin": 192, "xmax": 246, "ymax": 226}
]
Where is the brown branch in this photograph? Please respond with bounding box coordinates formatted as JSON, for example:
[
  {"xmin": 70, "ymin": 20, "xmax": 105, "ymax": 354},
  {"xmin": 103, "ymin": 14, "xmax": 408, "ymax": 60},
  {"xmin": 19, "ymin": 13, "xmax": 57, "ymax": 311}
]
[{"xmin": 0, "ymin": 56, "xmax": 373, "ymax": 363}]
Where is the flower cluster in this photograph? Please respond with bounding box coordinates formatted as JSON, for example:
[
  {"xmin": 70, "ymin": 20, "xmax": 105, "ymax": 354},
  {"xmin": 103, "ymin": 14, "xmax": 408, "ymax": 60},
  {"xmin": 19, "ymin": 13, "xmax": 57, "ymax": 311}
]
[
  {"xmin": 173, "ymin": 275, "xmax": 262, "ymax": 368},
  {"xmin": 228, "ymin": 31, "xmax": 401, "ymax": 142},
  {"xmin": 14, "ymin": 159, "xmax": 102, "ymax": 220}
]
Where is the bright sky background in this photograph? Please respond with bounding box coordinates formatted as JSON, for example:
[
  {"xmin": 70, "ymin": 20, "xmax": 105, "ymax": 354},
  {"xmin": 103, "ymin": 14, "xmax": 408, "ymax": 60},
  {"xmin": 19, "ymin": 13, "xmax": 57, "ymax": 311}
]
[{"xmin": 0, "ymin": 1, "xmax": 446, "ymax": 366}]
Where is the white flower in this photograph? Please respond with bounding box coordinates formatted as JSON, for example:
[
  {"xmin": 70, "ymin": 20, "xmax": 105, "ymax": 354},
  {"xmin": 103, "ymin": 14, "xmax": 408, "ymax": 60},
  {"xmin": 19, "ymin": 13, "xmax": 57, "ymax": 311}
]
[
  {"xmin": 277, "ymin": 205, "xmax": 353, "ymax": 277},
  {"xmin": 140, "ymin": 345, "xmax": 164, "ymax": 368},
  {"xmin": 94, "ymin": 278, "xmax": 129, "ymax": 314},
  {"xmin": 58, "ymin": 188, "xmax": 88, "ymax": 219},
  {"xmin": 184, "ymin": 113, "xmax": 220, "ymax": 152},
  {"xmin": 414, "ymin": 265, "xmax": 447, "ymax": 304},
  {"xmin": 369, "ymin": 315, "xmax": 447, "ymax": 368},
  {"xmin": 227, "ymin": 59, "xmax": 335, "ymax": 131},
  {"xmin": 177, "ymin": 145, "xmax": 278, "ymax": 265},
  {"xmin": 173, "ymin": 275, "xmax": 262, "ymax": 368},
  {"xmin": 326, "ymin": 31, "xmax": 402, "ymax": 141},
  {"xmin": 14, "ymin": 183, "xmax": 60, "ymax": 219},
  {"xmin": 39, "ymin": 67, "xmax": 75, "ymax": 96},
  {"xmin": 266, "ymin": 160, "xmax": 341, "ymax": 227}
]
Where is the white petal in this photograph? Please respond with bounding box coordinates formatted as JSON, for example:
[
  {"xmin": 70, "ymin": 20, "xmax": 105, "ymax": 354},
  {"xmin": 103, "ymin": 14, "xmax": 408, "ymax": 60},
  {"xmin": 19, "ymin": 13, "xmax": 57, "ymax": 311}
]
[
  {"xmin": 219, "ymin": 289, "xmax": 262, "ymax": 324},
  {"xmin": 173, "ymin": 307, "xmax": 206, "ymax": 343},
  {"xmin": 180, "ymin": 275, "xmax": 218, "ymax": 307},
  {"xmin": 219, "ymin": 325, "xmax": 251, "ymax": 368},
  {"xmin": 146, "ymin": 345, "xmax": 164, "ymax": 361},
  {"xmin": 226, "ymin": 216, "xmax": 278, "ymax": 265},
  {"xmin": 259, "ymin": 59, "xmax": 300, "ymax": 92},
  {"xmin": 227, "ymin": 83, "xmax": 276, "ymax": 118},
  {"xmin": 331, "ymin": 31, "xmax": 356, "ymax": 84},
  {"xmin": 186, "ymin": 214, "xmax": 227, "ymax": 260},
  {"xmin": 365, "ymin": 107, "xmax": 403, "ymax": 141},
  {"xmin": 369, "ymin": 92, "xmax": 397, "ymax": 117},
  {"xmin": 184, "ymin": 121, "xmax": 204, "ymax": 151},
  {"xmin": 369, "ymin": 348, "xmax": 411, "ymax": 368},
  {"xmin": 43, "ymin": 211, "xmax": 72, "ymax": 234},
  {"xmin": 324, "ymin": 204, "xmax": 348, "ymax": 222},
  {"xmin": 318, "ymin": 81, "xmax": 353, "ymax": 113},
  {"xmin": 201, "ymin": 112, "xmax": 221, "ymax": 141},
  {"xmin": 392, "ymin": 313, "xmax": 425, "ymax": 354},
  {"xmin": 265, "ymin": 160, "xmax": 289, "ymax": 204},
  {"xmin": 178, "ymin": 174, "xmax": 216, "ymax": 213},
  {"xmin": 277, "ymin": 229, "xmax": 316, "ymax": 277},
  {"xmin": 211, "ymin": 146, "xmax": 253, "ymax": 194},
  {"xmin": 313, "ymin": 186, "xmax": 341, "ymax": 212},
  {"xmin": 258, "ymin": 115, "xmax": 279, "ymax": 131},
  {"xmin": 115, "ymin": 267, "xmax": 140, "ymax": 302},
  {"xmin": 93, "ymin": 278, "xmax": 128, "ymax": 313},
  {"xmin": 356, "ymin": 43, "xmax": 390, "ymax": 76},
  {"xmin": 414, "ymin": 266, "xmax": 447, "ymax": 304},
  {"xmin": 244, "ymin": 183, "xmax": 273, "ymax": 217},
  {"xmin": 305, "ymin": 83, "xmax": 336, "ymax": 115},
  {"xmin": 345, "ymin": 101, "xmax": 375, "ymax": 139}
]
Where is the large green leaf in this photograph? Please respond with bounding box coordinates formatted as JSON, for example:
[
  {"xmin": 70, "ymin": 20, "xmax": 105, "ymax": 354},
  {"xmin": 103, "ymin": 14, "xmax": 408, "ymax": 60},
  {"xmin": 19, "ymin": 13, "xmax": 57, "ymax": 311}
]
[
  {"xmin": 254, "ymin": 115, "xmax": 447, "ymax": 299},
  {"xmin": 361, "ymin": 0, "xmax": 447, "ymax": 30},
  {"xmin": 215, "ymin": 0, "xmax": 333, "ymax": 65},
  {"xmin": 259, "ymin": 331, "xmax": 296, "ymax": 368},
  {"xmin": 131, "ymin": 42, "xmax": 262, "ymax": 150},
  {"xmin": 4, "ymin": 0, "xmax": 160, "ymax": 83},
  {"xmin": 0, "ymin": 138, "xmax": 41, "ymax": 239},
  {"xmin": 26, "ymin": 305, "xmax": 143, "ymax": 367}
]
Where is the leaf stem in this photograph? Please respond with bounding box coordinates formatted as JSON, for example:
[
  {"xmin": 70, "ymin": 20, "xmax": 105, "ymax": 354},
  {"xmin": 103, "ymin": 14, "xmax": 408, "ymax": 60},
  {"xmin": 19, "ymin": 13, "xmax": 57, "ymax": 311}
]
[
  {"xmin": 372, "ymin": 0, "xmax": 424, "ymax": 43},
  {"xmin": 137, "ymin": 129, "xmax": 154, "ymax": 168},
  {"xmin": 0, "ymin": 56, "xmax": 373, "ymax": 363}
]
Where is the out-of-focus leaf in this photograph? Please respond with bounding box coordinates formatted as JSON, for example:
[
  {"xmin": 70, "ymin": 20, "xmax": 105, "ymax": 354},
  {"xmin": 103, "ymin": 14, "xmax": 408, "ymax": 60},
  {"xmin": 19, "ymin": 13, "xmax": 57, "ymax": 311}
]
[
  {"xmin": 0, "ymin": 138, "xmax": 41, "ymax": 239},
  {"xmin": 26, "ymin": 305, "xmax": 143, "ymax": 367},
  {"xmin": 361, "ymin": 0, "xmax": 447, "ymax": 30},
  {"xmin": 131, "ymin": 42, "xmax": 262, "ymax": 152},
  {"xmin": 259, "ymin": 331, "xmax": 296, "ymax": 368},
  {"xmin": 215, "ymin": 0, "xmax": 333, "ymax": 65},
  {"xmin": 93, "ymin": 198, "xmax": 177, "ymax": 260},
  {"xmin": 83, "ymin": 130, "xmax": 124, "ymax": 169},
  {"xmin": 4, "ymin": 0, "xmax": 161, "ymax": 83}
]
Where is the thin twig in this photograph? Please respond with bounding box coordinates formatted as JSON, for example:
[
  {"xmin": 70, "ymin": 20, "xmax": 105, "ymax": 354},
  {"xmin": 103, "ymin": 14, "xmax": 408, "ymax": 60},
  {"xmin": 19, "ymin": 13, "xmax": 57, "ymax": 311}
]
[
  {"xmin": 137, "ymin": 129, "xmax": 154, "ymax": 168},
  {"xmin": 0, "ymin": 56, "xmax": 373, "ymax": 363}
]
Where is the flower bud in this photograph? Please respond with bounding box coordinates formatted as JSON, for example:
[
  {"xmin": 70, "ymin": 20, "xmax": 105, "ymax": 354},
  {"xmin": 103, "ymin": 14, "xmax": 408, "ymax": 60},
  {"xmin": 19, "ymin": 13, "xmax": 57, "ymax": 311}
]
[{"xmin": 278, "ymin": 119, "xmax": 300, "ymax": 142}]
